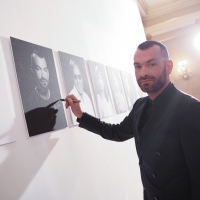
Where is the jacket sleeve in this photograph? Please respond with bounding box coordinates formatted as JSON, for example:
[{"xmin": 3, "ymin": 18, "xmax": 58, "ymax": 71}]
[
  {"xmin": 180, "ymin": 101, "xmax": 200, "ymax": 199},
  {"xmin": 78, "ymin": 109, "xmax": 135, "ymax": 142}
]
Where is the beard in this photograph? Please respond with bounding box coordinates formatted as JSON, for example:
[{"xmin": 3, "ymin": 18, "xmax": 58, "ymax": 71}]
[
  {"xmin": 39, "ymin": 78, "xmax": 49, "ymax": 88},
  {"xmin": 137, "ymin": 67, "xmax": 167, "ymax": 93},
  {"xmin": 37, "ymin": 78, "xmax": 49, "ymax": 94}
]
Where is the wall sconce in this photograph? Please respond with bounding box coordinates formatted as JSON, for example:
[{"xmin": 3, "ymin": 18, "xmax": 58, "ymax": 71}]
[{"xmin": 177, "ymin": 60, "xmax": 191, "ymax": 80}]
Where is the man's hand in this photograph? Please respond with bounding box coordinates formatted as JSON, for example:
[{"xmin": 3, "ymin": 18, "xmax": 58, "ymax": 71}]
[{"xmin": 65, "ymin": 94, "xmax": 83, "ymax": 118}]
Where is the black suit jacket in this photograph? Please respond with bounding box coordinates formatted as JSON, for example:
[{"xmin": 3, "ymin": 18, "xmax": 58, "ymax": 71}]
[{"xmin": 78, "ymin": 84, "xmax": 200, "ymax": 200}]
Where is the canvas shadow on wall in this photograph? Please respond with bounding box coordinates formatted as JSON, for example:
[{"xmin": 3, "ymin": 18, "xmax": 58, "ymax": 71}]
[
  {"xmin": 58, "ymin": 52, "xmax": 95, "ymax": 126},
  {"xmin": 10, "ymin": 37, "xmax": 67, "ymax": 137},
  {"xmin": 87, "ymin": 60, "xmax": 114, "ymax": 119}
]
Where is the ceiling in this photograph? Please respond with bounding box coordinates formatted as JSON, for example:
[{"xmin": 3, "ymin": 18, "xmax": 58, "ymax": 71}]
[{"xmin": 137, "ymin": 0, "xmax": 200, "ymax": 42}]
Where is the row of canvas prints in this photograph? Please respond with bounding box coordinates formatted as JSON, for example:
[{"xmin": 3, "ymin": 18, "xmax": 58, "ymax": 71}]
[{"xmin": 10, "ymin": 37, "xmax": 142, "ymax": 137}]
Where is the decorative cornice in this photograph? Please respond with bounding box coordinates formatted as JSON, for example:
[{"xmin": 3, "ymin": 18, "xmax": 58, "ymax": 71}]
[
  {"xmin": 137, "ymin": 0, "xmax": 148, "ymax": 17},
  {"xmin": 151, "ymin": 24, "xmax": 200, "ymax": 42},
  {"xmin": 137, "ymin": 0, "xmax": 200, "ymax": 42},
  {"xmin": 138, "ymin": 0, "xmax": 200, "ymax": 20},
  {"xmin": 145, "ymin": 10, "xmax": 200, "ymax": 36}
]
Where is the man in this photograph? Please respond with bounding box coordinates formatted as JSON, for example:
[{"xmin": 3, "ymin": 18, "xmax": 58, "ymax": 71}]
[
  {"xmin": 69, "ymin": 59, "xmax": 95, "ymax": 124},
  {"xmin": 31, "ymin": 50, "xmax": 50, "ymax": 99},
  {"xmin": 25, "ymin": 50, "xmax": 66, "ymax": 136},
  {"xmin": 26, "ymin": 50, "xmax": 51, "ymax": 112},
  {"xmin": 65, "ymin": 41, "xmax": 200, "ymax": 199}
]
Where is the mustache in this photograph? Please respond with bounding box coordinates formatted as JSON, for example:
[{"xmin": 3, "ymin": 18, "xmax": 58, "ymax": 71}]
[
  {"xmin": 138, "ymin": 75, "xmax": 155, "ymax": 82},
  {"xmin": 39, "ymin": 78, "xmax": 48, "ymax": 82}
]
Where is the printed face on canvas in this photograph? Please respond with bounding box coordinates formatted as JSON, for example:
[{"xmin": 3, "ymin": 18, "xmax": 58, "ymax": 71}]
[
  {"xmin": 73, "ymin": 64, "xmax": 83, "ymax": 95},
  {"xmin": 31, "ymin": 53, "xmax": 49, "ymax": 92}
]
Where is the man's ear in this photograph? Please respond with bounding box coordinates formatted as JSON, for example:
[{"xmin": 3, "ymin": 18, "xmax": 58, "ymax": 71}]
[{"xmin": 166, "ymin": 60, "xmax": 173, "ymax": 75}]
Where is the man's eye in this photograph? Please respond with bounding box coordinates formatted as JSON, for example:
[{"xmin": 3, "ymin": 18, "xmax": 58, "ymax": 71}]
[
  {"xmin": 149, "ymin": 63, "xmax": 156, "ymax": 67},
  {"xmin": 134, "ymin": 65, "xmax": 141, "ymax": 69}
]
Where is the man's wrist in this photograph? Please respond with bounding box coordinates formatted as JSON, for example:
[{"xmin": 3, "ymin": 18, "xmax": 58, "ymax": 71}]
[
  {"xmin": 77, "ymin": 111, "xmax": 83, "ymax": 119},
  {"xmin": 77, "ymin": 112, "xmax": 84, "ymax": 123}
]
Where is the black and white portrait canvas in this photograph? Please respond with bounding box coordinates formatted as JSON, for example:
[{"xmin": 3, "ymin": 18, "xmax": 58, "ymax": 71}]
[
  {"xmin": 58, "ymin": 52, "xmax": 95, "ymax": 125},
  {"xmin": 120, "ymin": 71, "xmax": 136, "ymax": 110},
  {"xmin": 130, "ymin": 73, "xmax": 146, "ymax": 98},
  {"xmin": 10, "ymin": 37, "xmax": 67, "ymax": 137},
  {"xmin": 87, "ymin": 60, "xmax": 114, "ymax": 118},
  {"xmin": 106, "ymin": 66, "xmax": 128, "ymax": 114}
]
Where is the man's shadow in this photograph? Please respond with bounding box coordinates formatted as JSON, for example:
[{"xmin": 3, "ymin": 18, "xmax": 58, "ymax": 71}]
[{"xmin": 25, "ymin": 102, "xmax": 59, "ymax": 137}]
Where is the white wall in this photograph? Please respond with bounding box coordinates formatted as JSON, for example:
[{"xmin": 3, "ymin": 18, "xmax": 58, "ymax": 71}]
[{"xmin": 0, "ymin": 0, "xmax": 146, "ymax": 199}]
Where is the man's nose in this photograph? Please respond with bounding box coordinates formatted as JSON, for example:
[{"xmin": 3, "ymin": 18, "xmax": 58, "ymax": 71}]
[
  {"xmin": 139, "ymin": 66, "xmax": 149, "ymax": 77},
  {"xmin": 41, "ymin": 70, "xmax": 46, "ymax": 78}
]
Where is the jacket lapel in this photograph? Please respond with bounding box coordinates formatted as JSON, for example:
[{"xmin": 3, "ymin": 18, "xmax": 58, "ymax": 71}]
[
  {"xmin": 135, "ymin": 98, "xmax": 148, "ymax": 137},
  {"xmin": 137, "ymin": 102, "xmax": 174, "ymax": 160},
  {"xmin": 136, "ymin": 85, "xmax": 180, "ymax": 161}
]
